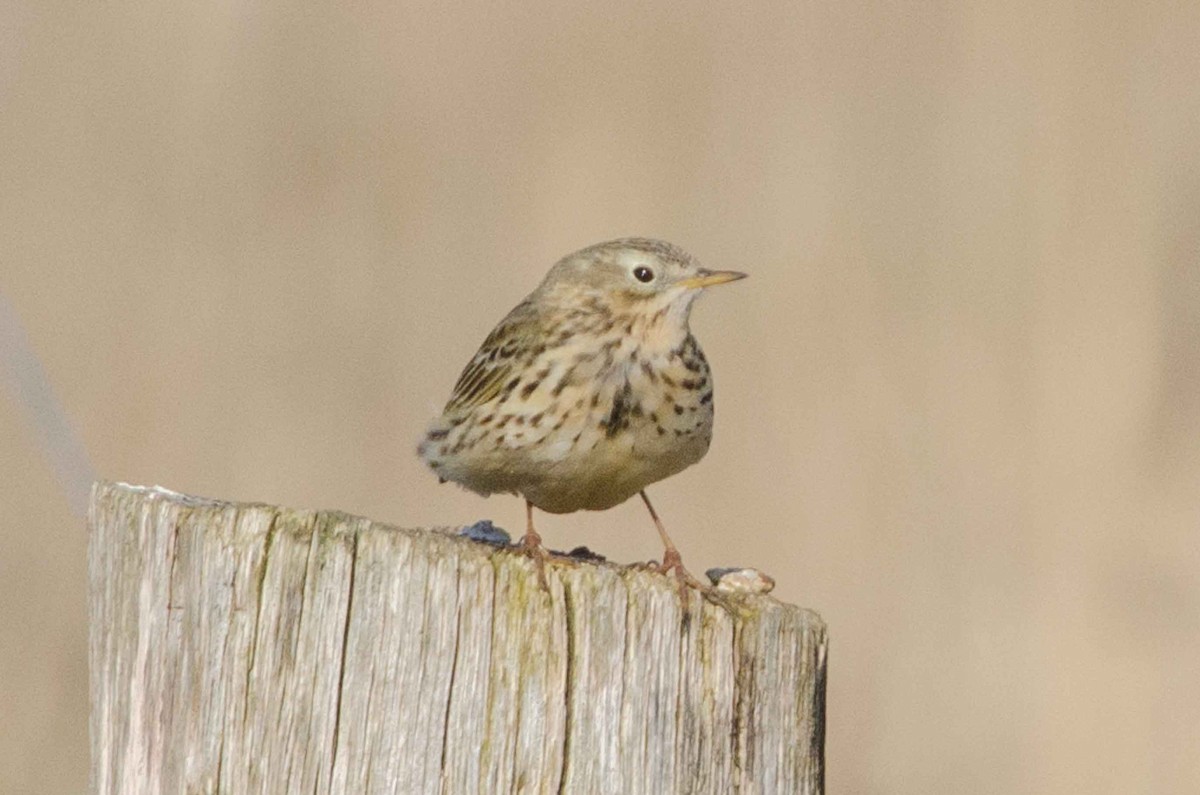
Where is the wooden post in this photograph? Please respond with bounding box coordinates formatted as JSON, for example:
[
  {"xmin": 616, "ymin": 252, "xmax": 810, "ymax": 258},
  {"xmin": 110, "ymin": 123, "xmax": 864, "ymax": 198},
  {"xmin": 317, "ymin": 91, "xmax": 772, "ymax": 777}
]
[{"xmin": 88, "ymin": 482, "xmax": 826, "ymax": 794}]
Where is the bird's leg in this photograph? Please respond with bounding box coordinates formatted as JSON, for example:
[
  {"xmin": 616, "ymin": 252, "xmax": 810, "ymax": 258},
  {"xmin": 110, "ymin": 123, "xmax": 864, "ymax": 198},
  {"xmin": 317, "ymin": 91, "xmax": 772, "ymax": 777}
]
[
  {"xmin": 519, "ymin": 498, "xmax": 544, "ymax": 549},
  {"xmin": 639, "ymin": 490, "xmax": 708, "ymax": 592},
  {"xmin": 518, "ymin": 499, "xmax": 550, "ymax": 588}
]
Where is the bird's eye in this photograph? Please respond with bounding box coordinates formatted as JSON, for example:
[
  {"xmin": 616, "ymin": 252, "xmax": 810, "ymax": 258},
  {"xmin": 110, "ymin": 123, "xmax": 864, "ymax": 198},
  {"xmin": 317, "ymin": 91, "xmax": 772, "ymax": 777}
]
[{"xmin": 633, "ymin": 266, "xmax": 654, "ymax": 283}]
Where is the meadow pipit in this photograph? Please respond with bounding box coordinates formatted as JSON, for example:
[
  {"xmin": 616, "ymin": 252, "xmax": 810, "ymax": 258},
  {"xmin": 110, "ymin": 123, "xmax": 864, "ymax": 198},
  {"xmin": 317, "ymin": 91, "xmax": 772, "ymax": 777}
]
[{"xmin": 418, "ymin": 238, "xmax": 745, "ymax": 588}]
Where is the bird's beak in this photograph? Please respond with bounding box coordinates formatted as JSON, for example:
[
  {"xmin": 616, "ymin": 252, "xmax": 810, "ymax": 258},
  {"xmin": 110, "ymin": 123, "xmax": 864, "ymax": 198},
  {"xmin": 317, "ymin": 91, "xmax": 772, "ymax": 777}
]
[{"xmin": 678, "ymin": 269, "xmax": 748, "ymax": 290}]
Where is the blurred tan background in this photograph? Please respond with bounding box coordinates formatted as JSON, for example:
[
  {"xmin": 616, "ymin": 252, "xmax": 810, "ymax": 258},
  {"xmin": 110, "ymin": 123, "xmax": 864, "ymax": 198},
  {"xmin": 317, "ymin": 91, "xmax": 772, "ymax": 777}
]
[{"xmin": 3, "ymin": 1, "xmax": 1199, "ymax": 792}]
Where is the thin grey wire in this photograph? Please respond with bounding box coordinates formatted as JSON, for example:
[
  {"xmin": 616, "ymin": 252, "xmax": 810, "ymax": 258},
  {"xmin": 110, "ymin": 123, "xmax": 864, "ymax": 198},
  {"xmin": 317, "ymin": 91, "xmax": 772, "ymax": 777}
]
[{"xmin": 0, "ymin": 291, "xmax": 96, "ymax": 518}]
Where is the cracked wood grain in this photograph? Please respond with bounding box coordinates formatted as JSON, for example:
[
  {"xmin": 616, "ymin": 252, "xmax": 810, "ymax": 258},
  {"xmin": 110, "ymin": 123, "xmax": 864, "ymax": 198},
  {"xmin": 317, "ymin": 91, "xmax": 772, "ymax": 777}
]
[{"xmin": 88, "ymin": 482, "xmax": 826, "ymax": 794}]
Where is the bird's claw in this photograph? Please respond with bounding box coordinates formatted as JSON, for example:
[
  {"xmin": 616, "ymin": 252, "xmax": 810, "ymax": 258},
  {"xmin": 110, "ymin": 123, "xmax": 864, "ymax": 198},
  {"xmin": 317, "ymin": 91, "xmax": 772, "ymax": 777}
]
[
  {"xmin": 515, "ymin": 531, "xmax": 551, "ymax": 590},
  {"xmin": 646, "ymin": 549, "xmax": 710, "ymax": 595}
]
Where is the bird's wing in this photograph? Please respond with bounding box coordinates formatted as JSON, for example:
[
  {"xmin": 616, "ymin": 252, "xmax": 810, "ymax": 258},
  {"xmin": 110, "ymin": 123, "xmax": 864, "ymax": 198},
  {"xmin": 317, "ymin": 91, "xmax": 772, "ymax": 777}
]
[{"xmin": 444, "ymin": 300, "xmax": 538, "ymax": 414}]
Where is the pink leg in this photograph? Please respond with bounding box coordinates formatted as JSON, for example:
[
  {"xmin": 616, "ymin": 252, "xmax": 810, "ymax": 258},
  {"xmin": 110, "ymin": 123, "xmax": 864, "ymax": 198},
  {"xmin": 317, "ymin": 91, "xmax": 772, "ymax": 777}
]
[
  {"xmin": 518, "ymin": 499, "xmax": 550, "ymax": 588},
  {"xmin": 639, "ymin": 491, "xmax": 708, "ymax": 591}
]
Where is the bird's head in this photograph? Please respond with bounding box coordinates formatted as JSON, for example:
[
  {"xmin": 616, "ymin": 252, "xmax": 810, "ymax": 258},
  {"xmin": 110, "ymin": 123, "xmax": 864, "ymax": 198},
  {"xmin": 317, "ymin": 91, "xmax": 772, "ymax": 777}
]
[{"xmin": 536, "ymin": 238, "xmax": 746, "ymax": 322}]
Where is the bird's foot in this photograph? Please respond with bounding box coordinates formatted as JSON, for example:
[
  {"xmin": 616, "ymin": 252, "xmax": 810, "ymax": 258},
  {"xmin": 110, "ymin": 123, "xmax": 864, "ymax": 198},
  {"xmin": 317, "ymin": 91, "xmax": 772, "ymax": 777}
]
[
  {"xmin": 515, "ymin": 530, "xmax": 551, "ymax": 590},
  {"xmin": 646, "ymin": 548, "xmax": 710, "ymax": 595}
]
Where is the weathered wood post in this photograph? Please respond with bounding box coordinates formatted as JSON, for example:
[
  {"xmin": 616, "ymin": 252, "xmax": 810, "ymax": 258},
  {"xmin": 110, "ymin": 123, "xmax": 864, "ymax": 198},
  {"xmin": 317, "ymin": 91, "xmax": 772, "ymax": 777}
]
[{"xmin": 88, "ymin": 482, "xmax": 826, "ymax": 794}]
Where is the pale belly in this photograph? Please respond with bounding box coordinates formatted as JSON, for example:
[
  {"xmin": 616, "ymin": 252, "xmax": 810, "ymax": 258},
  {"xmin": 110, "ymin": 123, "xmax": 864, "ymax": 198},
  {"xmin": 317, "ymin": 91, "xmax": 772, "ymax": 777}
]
[
  {"xmin": 517, "ymin": 419, "xmax": 711, "ymax": 512},
  {"xmin": 433, "ymin": 403, "xmax": 712, "ymax": 512}
]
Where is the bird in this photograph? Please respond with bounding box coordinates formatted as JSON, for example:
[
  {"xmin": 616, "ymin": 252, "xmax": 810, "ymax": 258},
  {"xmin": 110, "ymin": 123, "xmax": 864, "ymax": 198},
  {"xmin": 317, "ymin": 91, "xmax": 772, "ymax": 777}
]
[{"xmin": 418, "ymin": 238, "xmax": 746, "ymax": 587}]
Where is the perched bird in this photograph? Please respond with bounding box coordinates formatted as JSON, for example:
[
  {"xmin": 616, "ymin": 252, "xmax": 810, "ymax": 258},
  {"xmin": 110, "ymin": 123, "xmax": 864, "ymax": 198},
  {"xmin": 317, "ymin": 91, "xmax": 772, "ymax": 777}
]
[{"xmin": 418, "ymin": 238, "xmax": 745, "ymax": 587}]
